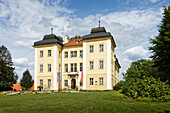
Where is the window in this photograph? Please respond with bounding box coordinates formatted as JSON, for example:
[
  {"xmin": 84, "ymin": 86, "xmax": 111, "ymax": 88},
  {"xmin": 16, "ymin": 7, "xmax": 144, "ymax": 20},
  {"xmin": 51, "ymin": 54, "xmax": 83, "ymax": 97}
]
[
  {"xmin": 40, "ymin": 79, "xmax": 43, "ymax": 86},
  {"xmin": 99, "ymin": 44, "xmax": 104, "ymax": 52},
  {"xmin": 90, "ymin": 78, "xmax": 93, "ymax": 85},
  {"xmin": 48, "ymin": 79, "xmax": 51, "ymax": 87},
  {"xmin": 74, "ymin": 63, "xmax": 77, "ymax": 72},
  {"xmin": 75, "ymin": 41, "xmax": 79, "ymax": 43},
  {"xmin": 71, "ymin": 64, "xmax": 73, "ymax": 72},
  {"xmin": 40, "ymin": 65, "xmax": 43, "ymax": 72},
  {"xmin": 74, "ymin": 51, "xmax": 77, "ymax": 57},
  {"xmin": 99, "ymin": 61, "xmax": 104, "ymax": 69},
  {"xmin": 99, "ymin": 78, "xmax": 103, "ymax": 85},
  {"xmin": 40, "ymin": 51, "xmax": 43, "ymax": 57},
  {"xmin": 80, "ymin": 63, "xmax": 83, "ymax": 71},
  {"xmin": 80, "ymin": 50, "xmax": 83, "ymax": 57},
  {"xmin": 65, "ymin": 52, "xmax": 68, "ymax": 58},
  {"xmin": 71, "ymin": 63, "xmax": 77, "ymax": 72},
  {"xmin": 90, "ymin": 61, "xmax": 94, "ymax": 69},
  {"xmin": 48, "ymin": 64, "xmax": 51, "ymax": 72},
  {"xmin": 90, "ymin": 45, "xmax": 94, "ymax": 52},
  {"xmin": 65, "ymin": 80, "xmax": 68, "ymax": 86},
  {"xmin": 71, "ymin": 51, "xmax": 77, "ymax": 57},
  {"xmin": 65, "ymin": 64, "xmax": 68, "ymax": 72},
  {"xmin": 71, "ymin": 51, "xmax": 74, "ymax": 57},
  {"xmin": 80, "ymin": 81, "xmax": 83, "ymax": 86},
  {"xmin": 48, "ymin": 50, "xmax": 51, "ymax": 56}
]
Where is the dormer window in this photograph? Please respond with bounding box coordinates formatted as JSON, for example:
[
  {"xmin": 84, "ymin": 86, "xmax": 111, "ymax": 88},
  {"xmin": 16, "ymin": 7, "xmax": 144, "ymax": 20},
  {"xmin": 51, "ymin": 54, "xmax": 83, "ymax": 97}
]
[{"xmin": 75, "ymin": 41, "xmax": 79, "ymax": 43}]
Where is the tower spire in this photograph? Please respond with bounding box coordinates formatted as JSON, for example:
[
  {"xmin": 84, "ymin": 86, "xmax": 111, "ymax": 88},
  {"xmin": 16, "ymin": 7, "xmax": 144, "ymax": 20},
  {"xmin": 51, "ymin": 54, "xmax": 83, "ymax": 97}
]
[
  {"xmin": 51, "ymin": 28, "xmax": 53, "ymax": 34},
  {"xmin": 99, "ymin": 17, "xmax": 100, "ymax": 27}
]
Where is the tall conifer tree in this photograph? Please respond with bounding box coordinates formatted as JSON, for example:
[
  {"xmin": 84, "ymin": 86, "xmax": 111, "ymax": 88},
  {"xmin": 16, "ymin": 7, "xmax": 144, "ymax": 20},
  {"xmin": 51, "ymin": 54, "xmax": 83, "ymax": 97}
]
[{"xmin": 149, "ymin": 6, "xmax": 170, "ymax": 83}]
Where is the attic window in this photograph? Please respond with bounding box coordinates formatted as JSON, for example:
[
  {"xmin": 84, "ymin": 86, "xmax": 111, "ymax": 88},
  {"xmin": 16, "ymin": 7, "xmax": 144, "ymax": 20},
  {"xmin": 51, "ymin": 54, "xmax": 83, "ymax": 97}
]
[{"xmin": 75, "ymin": 41, "xmax": 79, "ymax": 43}]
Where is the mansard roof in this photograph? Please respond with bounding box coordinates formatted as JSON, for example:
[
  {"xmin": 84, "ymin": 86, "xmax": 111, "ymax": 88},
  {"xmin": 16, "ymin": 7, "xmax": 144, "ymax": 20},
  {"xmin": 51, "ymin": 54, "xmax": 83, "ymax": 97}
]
[
  {"xmin": 33, "ymin": 34, "xmax": 63, "ymax": 47},
  {"xmin": 82, "ymin": 27, "xmax": 116, "ymax": 47},
  {"xmin": 64, "ymin": 39, "xmax": 83, "ymax": 47}
]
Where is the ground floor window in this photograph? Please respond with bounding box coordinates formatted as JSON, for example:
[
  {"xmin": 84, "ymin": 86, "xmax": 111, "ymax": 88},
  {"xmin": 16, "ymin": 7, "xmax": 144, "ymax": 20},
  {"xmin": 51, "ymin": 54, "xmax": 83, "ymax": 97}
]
[
  {"xmin": 65, "ymin": 80, "xmax": 68, "ymax": 86},
  {"xmin": 90, "ymin": 78, "xmax": 93, "ymax": 85},
  {"xmin": 99, "ymin": 77, "xmax": 103, "ymax": 85},
  {"xmin": 40, "ymin": 79, "xmax": 43, "ymax": 86},
  {"xmin": 48, "ymin": 79, "xmax": 51, "ymax": 87}
]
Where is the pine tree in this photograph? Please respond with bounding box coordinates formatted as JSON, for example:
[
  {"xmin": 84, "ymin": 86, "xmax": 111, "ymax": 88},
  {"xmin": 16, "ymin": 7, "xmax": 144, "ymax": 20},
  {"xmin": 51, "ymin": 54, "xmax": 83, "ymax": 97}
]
[
  {"xmin": 20, "ymin": 69, "xmax": 33, "ymax": 90},
  {"xmin": 149, "ymin": 6, "xmax": 170, "ymax": 83},
  {"xmin": 0, "ymin": 45, "xmax": 18, "ymax": 91}
]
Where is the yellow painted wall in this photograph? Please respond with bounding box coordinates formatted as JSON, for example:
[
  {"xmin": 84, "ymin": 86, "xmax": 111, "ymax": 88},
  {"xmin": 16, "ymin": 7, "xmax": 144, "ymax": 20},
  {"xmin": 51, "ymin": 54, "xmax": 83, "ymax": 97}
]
[{"xmin": 36, "ymin": 44, "xmax": 62, "ymax": 90}]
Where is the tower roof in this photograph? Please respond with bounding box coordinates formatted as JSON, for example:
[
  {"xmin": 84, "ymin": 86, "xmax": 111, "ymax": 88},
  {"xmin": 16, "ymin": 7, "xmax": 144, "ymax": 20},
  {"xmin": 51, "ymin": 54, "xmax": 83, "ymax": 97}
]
[
  {"xmin": 83, "ymin": 27, "xmax": 116, "ymax": 47},
  {"xmin": 33, "ymin": 34, "xmax": 63, "ymax": 47}
]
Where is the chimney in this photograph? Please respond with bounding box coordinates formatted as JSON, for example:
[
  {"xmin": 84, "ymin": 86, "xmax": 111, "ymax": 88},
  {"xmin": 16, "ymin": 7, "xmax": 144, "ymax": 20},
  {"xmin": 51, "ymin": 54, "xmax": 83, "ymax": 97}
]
[{"xmin": 65, "ymin": 35, "xmax": 70, "ymax": 43}]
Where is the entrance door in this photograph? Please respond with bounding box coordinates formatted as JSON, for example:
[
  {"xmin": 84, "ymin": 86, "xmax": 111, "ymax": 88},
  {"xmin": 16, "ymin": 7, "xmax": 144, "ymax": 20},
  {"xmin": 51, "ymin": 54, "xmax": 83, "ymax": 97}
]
[{"xmin": 71, "ymin": 79, "xmax": 76, "ymax": 89}]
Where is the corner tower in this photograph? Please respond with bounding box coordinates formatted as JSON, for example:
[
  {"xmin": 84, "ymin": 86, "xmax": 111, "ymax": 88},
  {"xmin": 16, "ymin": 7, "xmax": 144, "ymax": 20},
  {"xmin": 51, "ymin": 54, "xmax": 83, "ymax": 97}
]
[
  {"xmin": 82, "ymin": 27, "xmax": 117, "ymax": 90},
  {"xmin": 33, "ymin": 34, "xmax": 63, "ymax": 91}
]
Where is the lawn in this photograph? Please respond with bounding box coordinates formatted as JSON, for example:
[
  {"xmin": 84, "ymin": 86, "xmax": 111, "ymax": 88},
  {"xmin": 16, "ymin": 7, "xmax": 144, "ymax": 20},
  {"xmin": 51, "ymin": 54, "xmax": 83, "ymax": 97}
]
[{"xmin": 0, "ymin": 91, "xmax": 169, "ymax": 113}]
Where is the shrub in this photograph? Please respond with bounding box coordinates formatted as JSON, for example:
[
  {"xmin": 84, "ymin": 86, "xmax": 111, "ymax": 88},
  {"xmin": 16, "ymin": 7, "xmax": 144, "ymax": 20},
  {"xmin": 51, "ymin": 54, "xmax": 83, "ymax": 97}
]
[
  {"xmin": 113, "ymin": 81, "xmax": 125, "ymax": 91},
  {"xmin": 121, "ymin": 76, "xmax": 170, "ymax": 102},
  {"xmin": 113, "ymin": 91, "xmax": 127, "ymax": 99}
]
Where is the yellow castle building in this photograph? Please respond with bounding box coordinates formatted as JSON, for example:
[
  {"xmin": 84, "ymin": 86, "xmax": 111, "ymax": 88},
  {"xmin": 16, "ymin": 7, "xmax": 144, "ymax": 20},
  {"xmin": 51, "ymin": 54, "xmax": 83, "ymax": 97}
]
[{"xmin": 33, "ymin": 26, "xmax": 120, "ymax": 91}]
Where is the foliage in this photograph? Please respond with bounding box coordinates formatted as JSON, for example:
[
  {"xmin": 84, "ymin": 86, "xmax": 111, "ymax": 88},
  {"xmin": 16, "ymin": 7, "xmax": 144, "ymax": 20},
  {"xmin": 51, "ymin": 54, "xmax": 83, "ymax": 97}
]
[
  {"xmin": 0, "ymin": 45, "xmax": 18, "ymax": 91},
  {"xmin": 113, "ymin": 80, "xmax": 125, "ymax": 91},
  {"xmin": 123, "ymin": 59, "xmax": 157, "ymax": 81},
  {"xmin": 149, "ymin": 6, "xmax": 170, "ymax": 83},
  {"xmin": 20, "ymin": 69, "xmax": 33, "ymax": 90},
  {"xmin": 58, "ymin": 36, "xmax": 63, "ymax": 42},
  {"xmin": 70, "ymin": 35, "xmax": 82, "ymax": 40},
  {"xmin": 121, "ymin": 76, "xmax": 170, "ymax": 102},
  {"xmin": 112, "ymin": 91, "xmax": 127, "ymax": 99}
]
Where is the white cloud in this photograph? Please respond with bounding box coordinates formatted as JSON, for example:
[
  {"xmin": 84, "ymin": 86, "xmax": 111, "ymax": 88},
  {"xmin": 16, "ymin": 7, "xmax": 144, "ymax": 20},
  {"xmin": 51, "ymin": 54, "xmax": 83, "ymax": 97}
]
[
  {"xmin": 13, "ymin": 58, "xmax": 28, "ymax": 65},
  {"xmin": 123, "ymin": 46, "xmax": 148, "ymax": 60}
]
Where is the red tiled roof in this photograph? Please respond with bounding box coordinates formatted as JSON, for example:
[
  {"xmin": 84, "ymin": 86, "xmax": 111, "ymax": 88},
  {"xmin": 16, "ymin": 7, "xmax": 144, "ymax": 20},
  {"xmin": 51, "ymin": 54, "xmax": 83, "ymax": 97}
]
[{"xmin": 64, "ymin": 39, "xmax": 82, "ymax": 47}]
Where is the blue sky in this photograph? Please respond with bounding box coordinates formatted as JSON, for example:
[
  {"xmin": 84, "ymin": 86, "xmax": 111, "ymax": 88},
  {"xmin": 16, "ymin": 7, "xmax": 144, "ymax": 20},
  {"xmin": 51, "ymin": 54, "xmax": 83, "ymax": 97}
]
[{"xmin": 0, "ymin": 0, "xmax": 169, "ymax": 81}]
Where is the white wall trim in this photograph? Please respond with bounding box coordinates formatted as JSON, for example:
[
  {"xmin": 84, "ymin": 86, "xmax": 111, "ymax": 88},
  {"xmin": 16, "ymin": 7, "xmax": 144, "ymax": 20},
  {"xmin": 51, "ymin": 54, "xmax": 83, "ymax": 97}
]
[
  {"xmin": 34, "ymin": 48, "xmax": 37, "ymax": 90},
  {"xmin": 83, "ymin": 42, "xmax": 86, "ymax": 90},
  {"xmin": 56, "ymin": 45, "xmax": 59, "ymax": 90},
  {"xmin": 53, "ymin": 45, "xmax": 57, "ymax": 90},
  {"xmin": 107, "ymin": 39, "xmax": 112, "ymax": 90},
  {"xmin": 62, "ymin": 49, "xmax": 64, "ymax": 90}
]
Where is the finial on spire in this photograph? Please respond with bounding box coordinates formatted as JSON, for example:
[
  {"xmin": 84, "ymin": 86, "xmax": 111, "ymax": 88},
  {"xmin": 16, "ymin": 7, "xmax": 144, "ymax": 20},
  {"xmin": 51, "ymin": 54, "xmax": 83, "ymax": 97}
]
[
  {"xmin": 51, "ymin": 28, "xmax": 53, "ymax": 34},
  {"xmin": 99, "ymin": 17, "xmax": 100, "ymax": 27}
]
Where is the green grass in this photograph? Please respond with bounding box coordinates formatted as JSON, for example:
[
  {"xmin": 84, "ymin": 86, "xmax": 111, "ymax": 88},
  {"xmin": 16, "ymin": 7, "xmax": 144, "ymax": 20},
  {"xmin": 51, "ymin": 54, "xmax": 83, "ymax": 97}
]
[{"xmin": 0, "ymin": 91, "xmax": 169, "ymax": 113}]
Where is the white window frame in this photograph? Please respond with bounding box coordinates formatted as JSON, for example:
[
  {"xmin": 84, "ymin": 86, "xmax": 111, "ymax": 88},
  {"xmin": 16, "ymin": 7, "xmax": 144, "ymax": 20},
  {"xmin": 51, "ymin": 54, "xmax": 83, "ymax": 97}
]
[
  {"xmin": 80, "ymin": 50, "xmax": 83, "ymax": 57},
  {"xmin": 90, "ymin": 45, "xmax": 94, "ymax": 53},
  {"xmin": 48, "ymin": 50, "xmax": 51, "ymax": 56},
  {"xmin": 48, "ymin": 64, "xmax": 51, "ymax": 72},
  {"xmin": 90, "ymin": 61, "xmax": 94, "ymax": 69},
  {"xmin": 71, "ymin": 63, "xmax": 73, "ymax": 72},
  {"xmin": 99, "ymin": 61, "xmax": 104, "ymax": 69},
  {"xmin": 71, "ymin": 51, "xmax": 74, "ymax": 57},
  {"xmin": 90, "ymin": 78, "xmax": 93, "ymax": 85},
  {"xmin": 99, "ymin": 44, "xmax": 104, "ymax": 52},
  {"xmin": 65, "ymin": 80, "xmax": 68, "ymax": 86},
  {"xmin": 65, "ymin": 52, "xmax": 68, "ymax": 58},
  {"xmin": 40, "ymin": 79, "xmax": 43, "ymax": 86},
  {"xmin": 99, "ymin": 77, "xmax": 103, "ymax": 85},
  {"xmin": 40, "ymin": 51, "xmax": 43, "ymax": 57},
  {"xmin": 80, "ymin": 63, "xmax": 83, "ymax": 71},
  {"xmin": 48, "ymin": 79, "xmax": 51, "ymax": 87},
  {"xmin": 65, "ymin": 64, "xmax": 68, "ymax": 72},
  {"xmin": 40, "ymin": 65, "xmax": 43, "ymax": 72}
]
